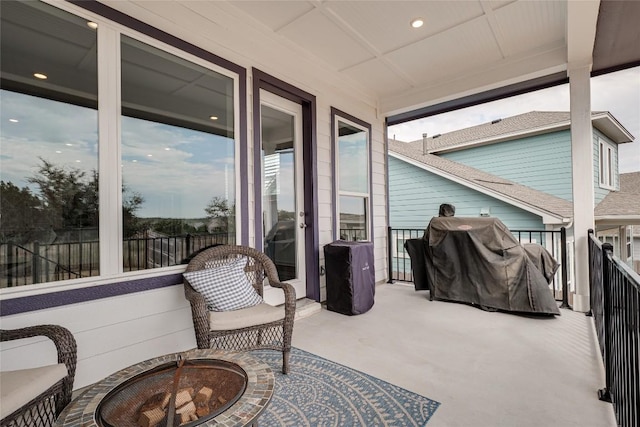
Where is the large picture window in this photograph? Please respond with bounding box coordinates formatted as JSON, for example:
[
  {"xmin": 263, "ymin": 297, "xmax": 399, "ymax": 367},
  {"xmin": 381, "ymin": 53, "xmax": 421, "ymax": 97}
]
[
  {"xmin": 0, "ymin": 0, "xmax": 239, "ymax": 288},
  {"xmin": 331, "ymin": 108, "xmax": 372, "ymax": 241},
  {"xmin": 0, "ymin": 1, "xmax": 99, "ymax": 287},
  {"xmin": 120, "ymin": 36, "xmax": 236, "ymax": 272}
]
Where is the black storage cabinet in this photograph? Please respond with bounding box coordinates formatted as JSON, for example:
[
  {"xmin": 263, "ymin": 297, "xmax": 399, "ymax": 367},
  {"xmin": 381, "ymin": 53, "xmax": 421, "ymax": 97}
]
[{"xmin": 323, "ymin": 240, "xmax": 375, "ymax": 315}]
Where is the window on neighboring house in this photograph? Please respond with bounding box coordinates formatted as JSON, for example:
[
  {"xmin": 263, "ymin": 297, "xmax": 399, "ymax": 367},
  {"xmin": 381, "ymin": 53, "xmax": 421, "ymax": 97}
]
[
  {"xmin": 0, "ymin": 0, "xmax": 239, "ymax": 288},
  {"xmin": 599, "ymin": 138, "xmax": 615, "ymax": 189},
  {"xmin": 331, "ymin": 109, "xmax": 372, "ymax": 241},
  {"xmin": 393, "ymin": 236, "xmax": 410, "ymax": 259}
]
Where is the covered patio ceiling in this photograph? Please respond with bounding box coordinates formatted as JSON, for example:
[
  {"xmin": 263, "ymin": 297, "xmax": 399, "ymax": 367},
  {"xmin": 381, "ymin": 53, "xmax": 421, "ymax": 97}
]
[
  {"xmin": 203, "ymin": 0, "xmax": 639, "ymax": 121},
  {"xmin": 81, "ymin": 1, "xmax": 640, "ymax": 125}
]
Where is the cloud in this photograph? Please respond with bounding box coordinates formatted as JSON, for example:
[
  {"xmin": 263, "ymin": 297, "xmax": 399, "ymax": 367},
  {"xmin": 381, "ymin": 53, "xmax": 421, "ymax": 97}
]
[
  {"xmin": 1, "ymin": 92, "xmax": 236, "ymax": 218},
  {"xmin": 389, "ymin": 67, "xmax": 639, "ymax": 172},
  {"xmin": 1, "ymin": 91, "xmax": 99, "ymax": 189}
]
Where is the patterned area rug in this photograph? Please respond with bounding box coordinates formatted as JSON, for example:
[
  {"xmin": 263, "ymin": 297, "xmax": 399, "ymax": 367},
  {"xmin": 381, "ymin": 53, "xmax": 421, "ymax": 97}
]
[{"xmin": 251, "ymin": 348, "xmax": 440, "ymax": 426}]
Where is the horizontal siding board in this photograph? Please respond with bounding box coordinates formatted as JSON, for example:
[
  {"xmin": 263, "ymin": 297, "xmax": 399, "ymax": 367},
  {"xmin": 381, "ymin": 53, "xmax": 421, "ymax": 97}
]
[
  {"xmin": 440, "ymin": 130, "xmax": 573, "ymax": 201},
  {"xmin": 389, "ymin": 157, "xmax": 544, "ymax": 230},
  {"xmin": 75, "ymin": 329, "xmax": 196, "ymax": 388},
  {"xmin": 0, "ymin": 286, "xmax": 196, "ymax": 388}
]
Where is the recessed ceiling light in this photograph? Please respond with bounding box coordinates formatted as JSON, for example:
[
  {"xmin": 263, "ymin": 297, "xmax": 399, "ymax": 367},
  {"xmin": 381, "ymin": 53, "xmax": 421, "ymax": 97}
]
[
  {"xmin": 132, "ymin": 160, "xmax": 138, "ymax": 163},
  {"xmin": 9, "ymin": 119, "xmax": 19, "ymax": 123},
  {"xmin": 165, "ymin": 147, "xmax": 171, "ymax": 151},
  {"xmin": 410, "ymin": 18, "xmax": 424, "ymax": 29},
  {"xmin": 66, "ymin": 143, "xmax": 73, "ymax": 146},
  {"xmin": 147, "ymin": 154, "xmax": 153, "ymax": 157},
  {"xmin": 34, "ymin": 73, "xmax": 48, "ymax": 80},
  {"xmin": 75, "ymin": 160, "xmax": 81, "ymax": 163},
  {"xmin": 55, "ymin": 151, "xmax": 62, "ymax": 154},
  {"xmin": 87, "ymin": 21, "xmax": 98, "ymax": 29},
  {"xmin": 209, "ymin": 115, "xmax": 218, "ymax": 121}
]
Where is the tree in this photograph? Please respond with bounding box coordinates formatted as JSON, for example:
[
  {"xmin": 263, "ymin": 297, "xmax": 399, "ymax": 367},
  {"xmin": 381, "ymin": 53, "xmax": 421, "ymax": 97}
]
[
  {"xmin": 122, "ymin": 184, "xmax": 145, "ymax": 238},
  {"xmin": 27, "ymin": 159, "xmax": 98, "ymax": 230},
  {"xmin": 205, "ymin": 196, "xmax": 235, "ymax": 232},
  {"xmin": 277, "ymin": 210, "xmax": 296, "ymax": 221},
  {"xmin": 153, "ymin": 219, "xmax": 196, "ymax": 236},
  {"xmin": 0, "ymin": 181, "xmax": 48, "ymax": 243},
  {"xmin": 0, "ymin": 159, "xmax": 145, "ymax": 242}
]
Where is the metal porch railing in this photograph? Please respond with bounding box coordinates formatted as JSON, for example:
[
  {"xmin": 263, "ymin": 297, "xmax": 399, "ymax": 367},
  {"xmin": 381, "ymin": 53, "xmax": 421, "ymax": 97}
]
[
  {"xmin": 588, "ymin": 230, "xmax": 639, "ymax": 427},
  {"xmin": 1, "ymin": 232, "xmax": 234, "ymax": 288}
]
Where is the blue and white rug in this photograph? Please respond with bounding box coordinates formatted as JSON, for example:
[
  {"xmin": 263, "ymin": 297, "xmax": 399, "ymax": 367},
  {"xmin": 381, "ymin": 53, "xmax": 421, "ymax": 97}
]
[{"xmin": 251, "ymin": 348, "xmax": 440, "ymax": 426}]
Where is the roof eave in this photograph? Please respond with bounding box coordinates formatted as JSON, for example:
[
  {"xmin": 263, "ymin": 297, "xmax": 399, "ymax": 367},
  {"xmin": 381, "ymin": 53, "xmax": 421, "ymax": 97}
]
[
  {"xmin": 429, "ymin": 121, "xmax": 571, "ymax": 154},
  {"xmin": 429, "ymin": 112, "xmax": 634, "ymax": 154},
  {"xmin": 591, "ymin": 112, "xmax": 635, "ymax": 144},
  {"xmin": 595, "ymin": 215, "xmax": 640, "ymax": 226}
]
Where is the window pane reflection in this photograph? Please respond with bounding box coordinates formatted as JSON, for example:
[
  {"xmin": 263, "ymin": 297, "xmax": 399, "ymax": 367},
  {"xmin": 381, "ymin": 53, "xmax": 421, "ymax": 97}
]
[
  {"xmin": 120, "ymin": 36, "xmax": 236, "ymax": 271},
  {"xmin": 338, "ymin": 122, "xmax": 368, "ymax": 193},
  {"xmin": 339, "ymin": 195, "xmax": 367, "ymax": 241},
  {"xmin": 262, "ymin": 105, "xmax": 297, "ymax": 281},
  {"xmin": 0, "ymin": 1, "xmax": 99, "ymax": 287}
]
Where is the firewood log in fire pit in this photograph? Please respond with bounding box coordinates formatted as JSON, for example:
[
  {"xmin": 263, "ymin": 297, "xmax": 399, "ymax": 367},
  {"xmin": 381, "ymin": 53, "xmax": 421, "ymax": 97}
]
[{"xmin": 137, "ymin": 386, "xmax": 220, "ymax": 427}]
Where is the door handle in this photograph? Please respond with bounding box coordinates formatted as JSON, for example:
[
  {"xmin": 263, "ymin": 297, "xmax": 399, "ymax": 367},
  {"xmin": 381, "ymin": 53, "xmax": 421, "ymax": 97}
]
[{"xmin": 299, "ymin": 223, "xmax": 307, "ymax": 228}]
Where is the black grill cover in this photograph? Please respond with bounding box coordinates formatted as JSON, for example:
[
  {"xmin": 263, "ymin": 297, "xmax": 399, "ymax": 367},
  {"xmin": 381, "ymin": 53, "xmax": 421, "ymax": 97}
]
[
  {"xmin": 404, "ymin": 239, "xmax": 430, "ymax": 293},
  {"xmin": 324, "ymin": 240, "xmax": 375, "ymax": 315},
  {"xmin": 422, "ymin": 217, "xmax": 560, "ymax": 315}
]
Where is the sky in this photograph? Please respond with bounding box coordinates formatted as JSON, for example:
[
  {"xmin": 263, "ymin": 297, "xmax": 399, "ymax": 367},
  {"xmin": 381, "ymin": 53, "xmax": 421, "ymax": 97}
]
[
  {"xmin": 0, "ymin": 90, "xmax": 235, "ymax": 219},
  {"xmin": 388, "ymin": 67, "xmax": 640, "ymax": 173}
]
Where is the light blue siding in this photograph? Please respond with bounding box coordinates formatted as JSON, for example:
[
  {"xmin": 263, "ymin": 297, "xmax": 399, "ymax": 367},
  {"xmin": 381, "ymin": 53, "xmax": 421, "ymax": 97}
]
[
  {"xmin": 388, "ymin": 156, "xmax": 545, "ymax": 230},
  {"xmin": 440, "ymin": 130, "xmax": 573, "ymax": 201}
]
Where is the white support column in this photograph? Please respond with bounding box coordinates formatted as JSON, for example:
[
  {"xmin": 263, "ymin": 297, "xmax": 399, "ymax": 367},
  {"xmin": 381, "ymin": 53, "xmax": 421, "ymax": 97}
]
[{"xmin": 569, "ymin": 65, "xmax": 595, "ymax": 312}]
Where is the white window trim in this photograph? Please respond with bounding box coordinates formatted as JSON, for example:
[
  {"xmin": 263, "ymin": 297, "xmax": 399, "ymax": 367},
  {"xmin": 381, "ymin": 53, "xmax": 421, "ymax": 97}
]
[
  {"xmin": 332, "ymin": 113, "xmax": 372, "ymax": 241},
  {"xmin": 598, "ymin": 138, "xmax": 616, "ymax": 190},
  {"xmin": 392, "ymin": 235, "xmax": 410, "ymax": 259}
]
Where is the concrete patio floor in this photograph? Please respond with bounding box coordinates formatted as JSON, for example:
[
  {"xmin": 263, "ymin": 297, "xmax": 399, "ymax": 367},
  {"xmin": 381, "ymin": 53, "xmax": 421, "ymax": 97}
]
[{"xmin": 292, "ymin": 283, "xmax": 617, "ymax": 427}]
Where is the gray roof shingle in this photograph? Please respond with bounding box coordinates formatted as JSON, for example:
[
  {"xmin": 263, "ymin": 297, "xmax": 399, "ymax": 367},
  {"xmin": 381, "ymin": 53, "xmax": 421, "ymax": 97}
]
[
  {"xmin": 595, "ymin": 172, "xmax": 640, "ymax": 217},
  {"xmin": 406, "ymin": 111, "xmax": 608, "ymax": 153}
]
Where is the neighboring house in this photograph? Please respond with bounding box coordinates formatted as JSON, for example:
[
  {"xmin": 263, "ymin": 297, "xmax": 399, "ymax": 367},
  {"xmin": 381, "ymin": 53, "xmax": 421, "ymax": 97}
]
[
  {"xmin": 388, "ymin": 111, "xmax": 638, "ymax": 274},
  {"xmin": 595, "ymin": 172, "xmax": 640, "ymax": 273}
]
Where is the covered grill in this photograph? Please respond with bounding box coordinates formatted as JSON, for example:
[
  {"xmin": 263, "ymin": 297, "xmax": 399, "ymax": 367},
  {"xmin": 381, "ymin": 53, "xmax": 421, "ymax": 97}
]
[{"xmin": 417, "ymin": 217, "xmax": 561, "ymax": 315}]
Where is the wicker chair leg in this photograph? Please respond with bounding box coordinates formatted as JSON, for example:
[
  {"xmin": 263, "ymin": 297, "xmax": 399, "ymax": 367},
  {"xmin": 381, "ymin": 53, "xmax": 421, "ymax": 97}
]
[{"xmin": 282, "ymin": 349, "xmax": 290, "ymax": 374}]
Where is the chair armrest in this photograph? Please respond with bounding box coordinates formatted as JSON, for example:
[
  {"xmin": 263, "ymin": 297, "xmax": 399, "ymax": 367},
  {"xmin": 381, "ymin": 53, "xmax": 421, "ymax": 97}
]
[
  {"xmin": 267, "ymin": 280, "xmax": 297, "ymax": 318},
  {"xmin": 183, "ymin": 281, "xmax": 212, "ymax": 349},
  {"xmin": 0, "ymin": 325, "xmax": 77, "ymax": 412}
]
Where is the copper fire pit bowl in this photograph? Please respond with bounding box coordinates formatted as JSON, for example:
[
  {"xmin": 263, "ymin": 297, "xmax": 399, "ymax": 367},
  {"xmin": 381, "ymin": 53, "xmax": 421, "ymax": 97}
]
[
  {"xmin": 96, "ymin": 357, "xmax": 247, "ymax": 427},
  {"xmin": 55, "ymin": 349, "xmax": 275, "ymax": 427}
]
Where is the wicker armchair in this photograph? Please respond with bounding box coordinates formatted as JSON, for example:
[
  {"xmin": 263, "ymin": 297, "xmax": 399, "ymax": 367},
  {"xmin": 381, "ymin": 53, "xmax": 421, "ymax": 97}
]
[
  {"xmin": 0, "ymin": 325, "xmax": 77, "ymax": 427},
  {"xmin": 183, "ymin": 245, "xmax": 296, "ymax": 374}
]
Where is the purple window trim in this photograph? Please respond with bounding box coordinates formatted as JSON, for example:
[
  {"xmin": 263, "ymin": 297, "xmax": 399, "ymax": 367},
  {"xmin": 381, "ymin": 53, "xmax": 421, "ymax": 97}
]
[{"xmin": 0, "ymin": 274, "xmax": 183, "ymax": 317}]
